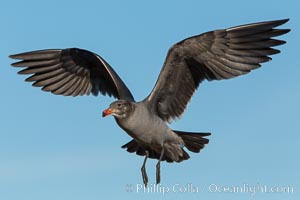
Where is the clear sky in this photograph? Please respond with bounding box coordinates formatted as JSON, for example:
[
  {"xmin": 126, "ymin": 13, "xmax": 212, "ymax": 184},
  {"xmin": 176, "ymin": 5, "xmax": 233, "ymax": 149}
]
[{"xmin": 0, "ymin": 0, "xmax": 299, "ymax": 200}]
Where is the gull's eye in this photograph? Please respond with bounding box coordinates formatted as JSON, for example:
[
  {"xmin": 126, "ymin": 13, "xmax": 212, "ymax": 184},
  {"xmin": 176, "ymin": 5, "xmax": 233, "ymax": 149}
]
[{"xmin": 117, "ymin": 103, "xmax": 122, "ymax": 107}]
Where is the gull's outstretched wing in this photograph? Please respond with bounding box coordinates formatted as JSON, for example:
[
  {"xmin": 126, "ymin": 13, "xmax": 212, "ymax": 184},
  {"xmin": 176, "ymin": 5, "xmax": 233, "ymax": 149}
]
[
  {"xmin": 10, "ymin": 48, "xmax": 134, "ymax": 101},
  {"xmin": 145, "ymin": 19, "xmax": 290, "ymax": 122}
]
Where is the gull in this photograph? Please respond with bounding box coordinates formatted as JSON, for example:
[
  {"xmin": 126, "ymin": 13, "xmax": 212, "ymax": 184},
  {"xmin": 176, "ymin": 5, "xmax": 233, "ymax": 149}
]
[{"xmin": 10, "ymin": 19, "xmax": 290, "ymax": 186}]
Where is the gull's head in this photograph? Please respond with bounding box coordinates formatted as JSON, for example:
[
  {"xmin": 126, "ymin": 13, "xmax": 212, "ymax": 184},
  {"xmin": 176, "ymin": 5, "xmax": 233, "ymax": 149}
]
[{"xmin": 102, "ymin": 100, "xmax": 134, "ymax": 119}]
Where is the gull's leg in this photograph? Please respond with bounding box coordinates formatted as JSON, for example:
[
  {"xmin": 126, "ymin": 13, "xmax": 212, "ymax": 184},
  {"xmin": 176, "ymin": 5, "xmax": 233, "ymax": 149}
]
[
  {"xmin": 156, "ymin": 148, "xmax": 165, "ymax": 184},
  {"xmin": 141, "ymin": 150, "xmax": 149, "ymax": 187}
]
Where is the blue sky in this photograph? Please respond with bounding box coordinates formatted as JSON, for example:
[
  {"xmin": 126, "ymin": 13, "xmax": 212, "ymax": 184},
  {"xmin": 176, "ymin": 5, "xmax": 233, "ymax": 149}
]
[{"xmin": 0, "ymin": 0, "xmax": 299, "ymax": 200}]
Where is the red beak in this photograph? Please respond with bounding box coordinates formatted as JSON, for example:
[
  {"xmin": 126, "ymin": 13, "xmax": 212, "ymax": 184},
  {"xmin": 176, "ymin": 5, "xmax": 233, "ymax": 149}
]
[{"xmin": 102, "ymin": 108, "xmax": 113, "ymax": 117}]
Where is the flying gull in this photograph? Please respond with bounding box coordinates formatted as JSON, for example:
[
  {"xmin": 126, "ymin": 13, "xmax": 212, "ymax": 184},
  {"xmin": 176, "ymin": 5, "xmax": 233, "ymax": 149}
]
[{"xmin": 10, "ymin": 19, "xmax": 290, "ymax": 186}]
